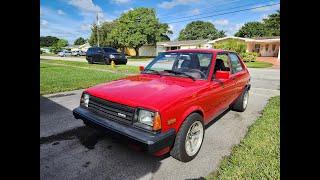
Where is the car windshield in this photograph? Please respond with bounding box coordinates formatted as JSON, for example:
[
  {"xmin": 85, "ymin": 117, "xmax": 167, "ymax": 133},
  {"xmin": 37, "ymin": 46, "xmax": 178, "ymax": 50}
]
[
  {"xmin": 103, "ymin": 48, "xmax": 118, "ymax": 53},
  {"xmin": 144, "ymin": 52, "xmax": 213, "ymax": 80}
]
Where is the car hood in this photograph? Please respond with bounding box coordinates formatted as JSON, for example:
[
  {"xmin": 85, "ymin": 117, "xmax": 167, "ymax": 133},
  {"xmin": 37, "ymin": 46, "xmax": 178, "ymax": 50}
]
[{"xmin": 85, "ymin": 74, "xmax": 206, "ymax": 111}]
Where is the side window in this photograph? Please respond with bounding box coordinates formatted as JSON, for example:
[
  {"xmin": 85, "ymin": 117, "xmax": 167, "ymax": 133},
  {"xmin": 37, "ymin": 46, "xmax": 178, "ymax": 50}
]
[
  {"xmin": 214, "ymin": 53, "xmax": 230, "ymax": 73},
  {"xmin": 197, "ymin": 53, "xmax": 212, "ymax": 67},
  {"xmin": 229, "ymin": 53, "xmax": 243, "ymax": 73}
]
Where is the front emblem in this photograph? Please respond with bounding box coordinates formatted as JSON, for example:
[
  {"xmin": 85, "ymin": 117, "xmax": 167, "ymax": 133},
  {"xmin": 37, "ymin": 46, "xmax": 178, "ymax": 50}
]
[{"xmin": 117, "ymin": 113, "xmax": 126, "ymax": 118}]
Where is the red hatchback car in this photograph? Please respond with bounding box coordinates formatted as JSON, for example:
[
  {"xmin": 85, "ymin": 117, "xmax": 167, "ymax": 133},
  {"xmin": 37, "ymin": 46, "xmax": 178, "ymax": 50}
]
[{"xmin": 73, "ymin": 49, "xmax": 251, "ymax": 162}]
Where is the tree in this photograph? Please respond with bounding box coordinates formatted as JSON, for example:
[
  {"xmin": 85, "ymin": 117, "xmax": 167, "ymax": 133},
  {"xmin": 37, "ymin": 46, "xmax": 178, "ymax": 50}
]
[
  {"xmin": 51, "ymin": 39, "xmax": 68, "ymax": 53},
  {"xmin": 235, "ymin": 22, "xmax": 267, "ymax": 38},
  {"xmin": 40, "ymin": 36, "xmax": 59, "ymax": 47},
  {"xmin": 263, "ymin": 10, "xmax": 280, "ymax": 36},
  {"xmin": 235, "ymin": 10, "xmax": 280, "ymax": 37},
  {"xmin": 214, "ymin": 39, "xmax": 247, "ymax": 54},
  {"xmin": 74, "ymin": 37, "xmax": 86, "ymax": 45},
  {"xmin": 89, "ymin": 21, "xmax": 120, "ymax": 48},
  {"xmin": 178, "ymin": 21, "xmax": 226, "ymax": 41},
  {"xmin": 111, "ymin": 8, "xmax": 172, "ymax": 57}
]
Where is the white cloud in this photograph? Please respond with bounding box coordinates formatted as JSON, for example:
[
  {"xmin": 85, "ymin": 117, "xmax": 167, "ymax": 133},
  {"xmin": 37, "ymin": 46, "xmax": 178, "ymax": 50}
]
[
  {"xmin": 57, "ymin": 9, "xmax": 65, "ymax": 15},
  {"xmin": 112, "ymin": 0, "xmax": 131, "ymax": 4},
  {"xmin": 80, "ymin": 24, "xmax": 92, "ymax": 31},
  {"xmin": 225, "ymin": 23, "xmax": 244, "ymax": 36},
  {"xmin": 190, "ymin": 8, "xmax": 200, "ymax": 15},
  {"xmin": 123, "ymin": 8, "xmax": 134, "ymax": 13},
  {"xmin": 212, "ymin": 19, "xmax": 229, "ymax": 26},
  {"xmin": 40, "ymin": 8, "xmax": 43, "ymax": 16},
  {"xmin": 169, "ymin": 24, "xmax": 174, "ymax": 31},
  {"xmin": 158, "ymin": 0, "xmax": 200, "ymax": 9},
  {"xmin": 68, "ymin": 0, "xmax": 102, "ymax": 13},
  {"xmin": 41, "ymin": 19, "xmax": 48, "ymax": 27}
]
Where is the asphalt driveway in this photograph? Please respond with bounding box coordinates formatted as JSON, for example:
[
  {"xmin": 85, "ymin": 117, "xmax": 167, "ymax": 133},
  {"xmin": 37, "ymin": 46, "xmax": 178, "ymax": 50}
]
[{"xmin": 40, "ymin": 68, "xmax": 279, "ymax": 180}]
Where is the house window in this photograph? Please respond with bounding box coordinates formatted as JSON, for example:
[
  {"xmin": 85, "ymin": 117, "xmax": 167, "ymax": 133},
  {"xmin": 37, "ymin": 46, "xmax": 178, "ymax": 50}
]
[
  {"xmin": 272, "ymin": 44, "xmax": 276, "ymax": 51},
  {"xmin": 254, "ymin": 44, "xmax": 260, "ymax": 53},
  {"xmin": 265, "ymin": 44, "xmax": 269, "ymax": 51}
]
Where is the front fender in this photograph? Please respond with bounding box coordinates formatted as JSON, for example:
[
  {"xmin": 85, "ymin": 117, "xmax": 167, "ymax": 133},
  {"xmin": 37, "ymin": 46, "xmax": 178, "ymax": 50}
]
[{"xmin": 174, "ymin": 105, "xmax": 205, "ymax": 133}]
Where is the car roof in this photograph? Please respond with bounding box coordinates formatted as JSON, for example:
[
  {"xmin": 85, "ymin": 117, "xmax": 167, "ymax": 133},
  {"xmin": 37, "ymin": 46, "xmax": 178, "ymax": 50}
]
[{"xmin": 166, "ymin": 48, "xmax": 234, "ymax": 54}]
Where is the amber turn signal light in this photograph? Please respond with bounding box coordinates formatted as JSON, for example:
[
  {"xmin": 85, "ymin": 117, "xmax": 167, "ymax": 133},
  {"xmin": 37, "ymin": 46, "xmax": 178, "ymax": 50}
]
[{"xmin": 153, "ymin": 112, "xmax": 161, "ymax": 131}]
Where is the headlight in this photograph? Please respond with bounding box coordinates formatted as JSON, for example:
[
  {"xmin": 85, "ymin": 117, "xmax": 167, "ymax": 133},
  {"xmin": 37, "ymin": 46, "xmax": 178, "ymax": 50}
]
[
  {"xmin": 137, "ymin": 109, "xmax": 161, "ymax": 131},
  {"xmin": 138, "ymin": 109, "xmax": 154, "ymax": 126},
  {"xmin": 109, "ymin": 54, "xmax": 115, "ymax": 59},
  {"xmin": 80, "ymin": 93, "xmax": 90, "ymax": 107}
]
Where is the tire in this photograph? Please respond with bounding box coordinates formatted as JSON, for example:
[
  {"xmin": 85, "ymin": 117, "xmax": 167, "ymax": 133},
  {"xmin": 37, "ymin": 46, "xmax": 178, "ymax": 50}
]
[
  {"xmin": 231, "ymin": 88, "xmax": 249, "ymax": 112},
  {"xmin": 170, "ymin": 113, "xmax": 204, "ymax": 162},
  {"xmin": 104, "ymin": 59, "xmax": 110, "ymax": 65},
  {"xmin": 88, "ymin": 58, "xmax": 93, "ymax": 64}
]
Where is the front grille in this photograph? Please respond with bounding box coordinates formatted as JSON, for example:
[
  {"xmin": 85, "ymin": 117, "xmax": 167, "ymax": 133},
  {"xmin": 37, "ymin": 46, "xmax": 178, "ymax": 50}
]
[{"xmin": 88, "ymin": 96, "xmax": 135, "ymax": 123}]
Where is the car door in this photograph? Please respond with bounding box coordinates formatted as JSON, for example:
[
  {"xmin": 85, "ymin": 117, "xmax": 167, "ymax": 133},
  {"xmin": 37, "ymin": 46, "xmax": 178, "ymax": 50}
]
[
  {"xmin": 97, "ymin": 48, "xmax": 105, "ymax": 63},
  {"xmin": 204, "ymin": 52, "xmax": 236, "ymax": 121},
  {"xmin": 215, "ymin": 52, "xmax": 238, "ymax": 110},
  {"xmin": 228, "ymin": 52, "xmax": 247, "ymax": 100}
]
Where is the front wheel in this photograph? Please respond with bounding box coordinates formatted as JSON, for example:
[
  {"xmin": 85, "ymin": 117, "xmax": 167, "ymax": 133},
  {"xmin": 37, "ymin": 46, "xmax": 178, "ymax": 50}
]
[
  {"xmin": 170, "ymin": 113, "xmax": 204, "ymax": 162},
  {"xmin": 88, "ymin": 58, "xmax": 93, "ymax": 64}
]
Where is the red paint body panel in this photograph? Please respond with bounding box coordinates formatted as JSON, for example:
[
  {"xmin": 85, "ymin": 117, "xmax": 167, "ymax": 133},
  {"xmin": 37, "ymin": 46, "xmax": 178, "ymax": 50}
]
[{"xmin": 84, "ymin": 49, "xmax": 250, "ymax": 134}]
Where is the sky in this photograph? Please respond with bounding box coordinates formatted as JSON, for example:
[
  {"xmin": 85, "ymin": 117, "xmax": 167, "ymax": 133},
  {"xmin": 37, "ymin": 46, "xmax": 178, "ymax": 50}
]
[{"xmin": 40, "ymin": 0, "xmax": 280, "ymax": 44}]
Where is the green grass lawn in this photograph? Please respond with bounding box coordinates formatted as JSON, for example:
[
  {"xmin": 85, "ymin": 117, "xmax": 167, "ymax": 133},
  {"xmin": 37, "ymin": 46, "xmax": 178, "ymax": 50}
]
[
  {"xmin": 127, "ymin": 56, "xmax": 153, "ymax": 61},
  {"xmin": 245, "ymin": 61, "xmax": 273, "ymax": 68},
  {"xmin": 41, "ymin": 53, "xmax": 57, "ymax": 56},
  {"xmin": 207, "ymin": 96, "xmax": 280, "ymax": 180},
  {"xmin": 40, "ymin": 62, "xmax": 128, "ymax": 95},
  {"xmin": 40, "ymin": 59, "xmax": 140, "ymax": 74}
]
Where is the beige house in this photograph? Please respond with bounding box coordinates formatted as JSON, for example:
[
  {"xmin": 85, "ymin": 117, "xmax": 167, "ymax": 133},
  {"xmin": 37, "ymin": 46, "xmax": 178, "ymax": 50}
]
[
  {"xmin": 156, "ymin": 39, "xmax": 212, "ymax": 55},
  {"xmin": 208, "ymin": 36, "xmax": 280, "ymax": 60}
]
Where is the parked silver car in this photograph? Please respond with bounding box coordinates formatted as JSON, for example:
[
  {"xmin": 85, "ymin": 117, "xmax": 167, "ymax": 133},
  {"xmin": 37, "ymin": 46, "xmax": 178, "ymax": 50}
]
[
  {"xmin": 58, "ymin": 50, "xmax": 72, "ymax": 57},
  {"xmin": 71, "ymin": 50, "xmax": 81, "ymax": 56}
]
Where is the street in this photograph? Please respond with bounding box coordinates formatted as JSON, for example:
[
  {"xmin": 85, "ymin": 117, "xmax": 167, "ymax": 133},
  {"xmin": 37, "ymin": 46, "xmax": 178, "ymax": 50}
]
[
  {"xmin": 40, "ymin": 55, "xmax": 152, "ymax": 67},
  {"xmin": 40, "ymin": 68, "xmax": 280, "ymax": 180}
]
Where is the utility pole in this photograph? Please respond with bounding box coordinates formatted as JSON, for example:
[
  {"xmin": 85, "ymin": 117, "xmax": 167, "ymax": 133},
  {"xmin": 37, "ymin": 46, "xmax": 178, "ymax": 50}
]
[{"xmin": 96, "ymin": 12, "xmax": 100, "ymax": 47}]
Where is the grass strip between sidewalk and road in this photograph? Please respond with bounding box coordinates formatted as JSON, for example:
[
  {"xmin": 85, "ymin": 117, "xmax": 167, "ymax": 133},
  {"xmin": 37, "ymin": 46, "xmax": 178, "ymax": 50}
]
[
  {"xmin": 244, "ymin": 61, "xmax": 273, "ymax": 68},
  {"xmin": 207, "ymin": 96, "xmax": 280, "ymax": 180},
  {"xmin": 40, "ymin": 62, "xmax": 129, "ymax": 95},
  {"xmin": 40, "ymin": 59, "xmax": 140, "ymax": 74}
]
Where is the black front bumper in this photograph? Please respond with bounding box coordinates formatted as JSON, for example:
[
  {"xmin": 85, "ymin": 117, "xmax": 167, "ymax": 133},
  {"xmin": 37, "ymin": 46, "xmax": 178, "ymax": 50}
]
[{"xmin": 73, "ymin": 107, "xmax": 175, "ymax": 153}]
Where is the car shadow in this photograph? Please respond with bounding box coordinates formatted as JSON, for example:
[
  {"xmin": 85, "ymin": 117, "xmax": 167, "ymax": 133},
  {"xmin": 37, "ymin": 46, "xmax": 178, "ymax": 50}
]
[
  {"xmin": 40, "ymin": 96, "xmax": 232, "ymax": 179},
  {"xmin": 205, "ymin": 108, "xmax": 231, "ymax": 130},
  {"xmin": 40, "ymin": 96, "xmax": 164, "ymax": 179}
]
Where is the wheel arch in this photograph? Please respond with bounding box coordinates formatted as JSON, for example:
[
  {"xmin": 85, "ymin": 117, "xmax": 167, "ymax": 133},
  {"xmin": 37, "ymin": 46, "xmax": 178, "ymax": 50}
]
[{"xmin": 175, "ymin": 106, "xmax": 205, "ymax": 133}]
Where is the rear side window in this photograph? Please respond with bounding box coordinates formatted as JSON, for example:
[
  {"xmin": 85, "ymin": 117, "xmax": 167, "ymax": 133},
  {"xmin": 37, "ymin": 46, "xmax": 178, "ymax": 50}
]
[
  {"xmin": 103, "ymin": 48, "xmax": 118, "ymax": 53},
  {"xmin": 229, "ymin": 53, "xmax": 243, "ymax": 73}
]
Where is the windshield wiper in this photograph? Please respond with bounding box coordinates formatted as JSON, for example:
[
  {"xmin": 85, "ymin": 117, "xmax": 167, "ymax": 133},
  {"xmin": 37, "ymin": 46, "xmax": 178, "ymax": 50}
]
[
  {"xmin": 142, "ymin": 69, "xmax": 161, "ymax": 75},
  {"xmin": 163, "ymin": 70, "xmax": 195, "ymax": 81}
]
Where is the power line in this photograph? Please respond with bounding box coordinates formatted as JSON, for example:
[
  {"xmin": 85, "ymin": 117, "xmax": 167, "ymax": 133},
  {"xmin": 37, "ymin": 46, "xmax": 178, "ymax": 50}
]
[
  {"xmin": 159, "ymin": 0, "xmax": 277, "ymax": 21},
  {"xmin": 157, "ymin": 0, "xmax": 241, "ymax": 19},
  {"xmin": 165, "ymin": 2, "xmax": 280, "ymax": 24}
]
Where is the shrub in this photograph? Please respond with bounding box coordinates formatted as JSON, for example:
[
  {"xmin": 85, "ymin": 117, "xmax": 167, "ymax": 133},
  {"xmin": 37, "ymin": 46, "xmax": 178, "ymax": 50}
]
[
  {"xmin": 214, "ymin": 39, "xmax": 247, "ymax": 54},
  {"xmin": 240, "ymin": 52, "xmax": 258, "ymax": 62}
]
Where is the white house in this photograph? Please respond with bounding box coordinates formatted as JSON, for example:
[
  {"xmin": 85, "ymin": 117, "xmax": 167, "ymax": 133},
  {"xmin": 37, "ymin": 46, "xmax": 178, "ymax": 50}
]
[
  {"xmin": 156, "ymin": 39, "xmax": 212, "ymax": 55},
  {"xmin": 208, "ymin": 36, "xmax": 280, "ymax": 59}
]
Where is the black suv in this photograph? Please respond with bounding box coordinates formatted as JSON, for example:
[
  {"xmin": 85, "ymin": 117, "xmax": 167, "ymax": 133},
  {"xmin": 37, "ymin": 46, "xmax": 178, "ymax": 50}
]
[{"xmin": 86, "ymin": 47, "xmax": 127, "ymax": 65}]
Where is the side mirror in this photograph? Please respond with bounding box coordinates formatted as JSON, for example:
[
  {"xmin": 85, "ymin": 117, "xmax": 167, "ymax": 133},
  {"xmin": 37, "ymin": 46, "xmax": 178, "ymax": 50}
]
[
  {"xmin": 139, "ymin": 66, "xmax": 145, "ymax": 71},
  {"xmin": 215, "ymin": 71, "xmax": 230, "ymax": 79}
]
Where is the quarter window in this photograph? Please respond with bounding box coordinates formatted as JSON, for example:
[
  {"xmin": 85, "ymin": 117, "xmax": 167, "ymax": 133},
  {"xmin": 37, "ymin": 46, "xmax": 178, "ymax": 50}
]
[{"xmin": 229, "ymin": 53, "xmax": 243, "ymax": 73}]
